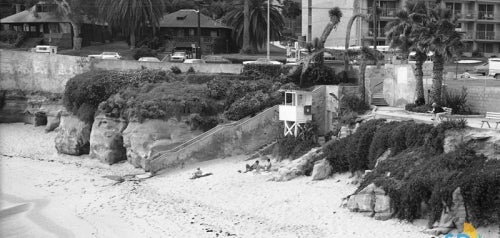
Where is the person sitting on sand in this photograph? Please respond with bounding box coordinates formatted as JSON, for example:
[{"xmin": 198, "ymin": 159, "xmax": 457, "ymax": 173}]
[
  {"xmin": 240, "ymin": 160, "xmax": 260, "ymax": 173},
  {"xmin": 262, "ymin": 158, "xmax": 272, "ymax": 172},
  {"xmin": 190, "ymin": 168, "xmax": 213, "ymax": 179}
]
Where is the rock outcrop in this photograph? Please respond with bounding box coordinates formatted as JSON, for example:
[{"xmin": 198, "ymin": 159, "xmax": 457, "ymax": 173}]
[
  {"xmin": 55, "ymin": 113, "xmax": 92, "ymax": 155},
  {"xmin": 89, "ymin": 115, "xmax": 128, "ymax": 165},
  {"xmin": 45, "ymin": 110, "xmax": 62, "ymax": 132},
  {"xmin": 311, "ymin": 159, "xmax": 332, "ymax": 181},
  {"xmin": 445, "ymin": 129, "xmax": 500, "ymax": 160},
  {"xmin": 271, "ymin": 148, "xmax": 323, "ymax": 182},
  {"xmin": 123, "ymin": 118, "xmax": 202, "ymax": 169},
  {"xmin": 346, "ymin": 183, "xmax": 393, "ymax": 220}
]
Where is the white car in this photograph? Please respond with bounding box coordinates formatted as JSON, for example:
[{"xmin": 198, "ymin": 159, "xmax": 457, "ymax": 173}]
[
  {"xmin": 183, "ymin": 59, "xmax": 205, "ymax": 64},
  {"xmin": 242, "ymin": 58, "xmax": 283, "ymax": 65},
  {"xmin": 170, "ymin": 51, "xmax": 187, "ymax": 62},
  {"xmin": 88, "ymin": 52, "xmax": 122, "ymax": 60},
  {"xmin": 138, "ymin": 57, "xmax": 160, "ymax": 62}
]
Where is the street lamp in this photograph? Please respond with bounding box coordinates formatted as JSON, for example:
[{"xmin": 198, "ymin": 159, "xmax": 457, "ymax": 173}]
[{"xmin": 194, "ymin": 0, "xmax": 205, "ymax": 59}]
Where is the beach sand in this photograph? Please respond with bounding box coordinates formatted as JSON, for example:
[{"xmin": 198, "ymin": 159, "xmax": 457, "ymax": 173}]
[{"xmin": 0, "ymin": 123, "xmax": 498, "ymax": 238}]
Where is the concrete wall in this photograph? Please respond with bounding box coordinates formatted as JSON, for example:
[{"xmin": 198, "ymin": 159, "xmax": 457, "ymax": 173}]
[
  {"xmin": 446, "ymin": 82, "xmax": 500, "ymax": 114},
  {"xmin": 0, "ymin": 50, "xmax": 244, "ymax": 94},
  {"xmin": 0, "ymin": 50, "xmax": 90, "ymax": 93},
  {"xmin": 382, "ymin": 64, "xmax": 433, "ymax": 107},
  {"xmin": 146, "ymin": 106, "xmax": 281, "ymax": 172}
]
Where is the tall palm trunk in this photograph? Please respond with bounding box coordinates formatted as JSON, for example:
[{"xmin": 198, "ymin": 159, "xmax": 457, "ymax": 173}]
[
  {"xmin": 130, "ymin": 26, "xmax": 136, "ymax": 49},
  {"xmin": 345, "ymin": 14, "xmax": 366, "ymax": 71},
  {"xmin": 414, "ymin": 51, "xmax": 427, "ymax": 105},
  {"xmin": 431, "ymin": 53, "xmax": 445, "ymax": 104},
  {"xmin": 359, "ymin": 59, "xmax": 367, "ymax": 103},
  {"xmin": 70, "ymin": 21, "xmax": 82, "ymax": 50},
  {"xmin": 241, "ymin": 0, "xmax": 251, "ymax": 53}
]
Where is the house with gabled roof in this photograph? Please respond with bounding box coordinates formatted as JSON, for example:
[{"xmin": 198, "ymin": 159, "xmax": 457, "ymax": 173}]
[
  {"xmin": 0, "ymin": 1, "xmax": 109, "ymax": 49},
  {"xmin": 159, "ymin": 9, "xmax": 234, "ymax": 54}
]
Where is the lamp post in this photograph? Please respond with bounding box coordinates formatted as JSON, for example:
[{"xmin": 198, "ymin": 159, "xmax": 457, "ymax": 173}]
[
  {"xmin": 267, "ymin": 0, "xmax": 270, "ymax": 61},
  {"xmin": 194, "ymin": 0, "xmax": 205, "ymax": 59}
]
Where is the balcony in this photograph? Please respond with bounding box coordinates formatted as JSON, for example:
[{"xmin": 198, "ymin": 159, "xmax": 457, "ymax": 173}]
[
  {"xmin": 478, "ymin": 11, "xmax": 495, "ymax": 20},
  {"xmin": 476, "ymin": 31, "xmax": 500, "ymax": 40},
  {"xmin": 379, "ymin": 8, "xmax": 397, "ymax": 18}
]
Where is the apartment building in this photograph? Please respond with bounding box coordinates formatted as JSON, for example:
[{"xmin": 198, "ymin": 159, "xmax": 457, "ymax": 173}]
[{"xmin": 303, "ymin": 0, "xmax": 500, "ymax": 55}]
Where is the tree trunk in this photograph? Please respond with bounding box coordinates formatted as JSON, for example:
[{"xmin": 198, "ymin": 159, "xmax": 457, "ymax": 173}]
[
  {"xmin": 241, "ymin": 0, "xmax": 251, "ymax": 53},
  {"xmin": 319, "ymin": 22, "xmax": 334, "ymax": 48},
  {"xmin": 345, "ymin": 14, "xmax": 365, "ymax": 72},
  {"xmin": 70, "ymin": 21, "xmax": 82, "ymax": 50},
  {"xmin": 130, "ymin": 32, "xmax": 136, "ymax": 50},
  {"xmin": 360, "ymin": 60, "xmax": 367, "ymax": 103},
  {"xmin": 414, "ymin": 51, "xmax": 427, "ymax": 105},
  {"xmin": 431, "ymin": 54, "xmax": 445, "ymax": 104}
]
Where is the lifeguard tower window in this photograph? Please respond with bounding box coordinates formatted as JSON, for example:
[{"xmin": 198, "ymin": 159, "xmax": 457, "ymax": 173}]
[
  {"xmin": 285, "ymin": 93, "xmax": 295, "ymax": 105},
  {"xmin": 298, "ymin": 95, "xmax": 303, "ymax": 105}
]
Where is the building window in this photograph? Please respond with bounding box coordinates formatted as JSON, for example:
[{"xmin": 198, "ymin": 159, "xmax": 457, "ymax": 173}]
[
  {"xmin": 446, "ymin": 2, "xmax": 462, "ymax": 17},
  {"xmin": 189, "ymin": 29, "xmax": 195, "ymax": 36},
  {"xmin": 478, "ymin": 4, "xmax": 494, "ymax": 20},
  {"xmin": 379, "ymin": 1, "xmax": 396, "ymax": 17},
  {"xmin": 477, "ymin": 24, "xmax": 494, "ymax": 40}
]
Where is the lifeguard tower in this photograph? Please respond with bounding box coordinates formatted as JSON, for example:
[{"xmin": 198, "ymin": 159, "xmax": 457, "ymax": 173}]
[{"xmin": 278, "ymin": 90, "xmax": 313, "ymax": 137}]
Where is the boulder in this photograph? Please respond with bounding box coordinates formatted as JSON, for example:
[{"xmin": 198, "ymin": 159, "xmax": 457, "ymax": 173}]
[
  {"xmin": 54, "ymin": 113, "xmax": 92, "ymax": 155},
  {"xmin": 45, "ymin": 110, "xmax": 62, "ymax": 132},
  {"xmin": 311, "ymin": 159, "xmax": 332, "ymax": 181},
  {"xmin": 445, "ymin": 129, "xmax": 500, "ymax": 160},
  {"xmin": 123, "ymin": 118, "xmax": 202, "ymax": 169},
  {"xmin": 89, "ymin": 115, "xmax": 128, "ymax": 165},
  {"xmin": 271, "ymin": 148, "xmax": 323, "ymax": 182},
  {"xmin": 346, "ymin": 183, "xmax": 393, "ymax": 220}
]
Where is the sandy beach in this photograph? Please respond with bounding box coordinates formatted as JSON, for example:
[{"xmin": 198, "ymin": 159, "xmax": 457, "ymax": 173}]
[{"xmin": 1, "ymin": 123, "xmax": 498, "ymax": 238}]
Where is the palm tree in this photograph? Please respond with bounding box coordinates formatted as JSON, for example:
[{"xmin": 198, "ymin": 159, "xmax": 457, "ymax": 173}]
[
  {"xmin": 421, "ymin": 3, "xmax": 463, "ymax": 104},
  {"xmin": 225, "ymin": 0, "xmax": 285, "ymax": 53},
  {"xmin": 300, "ymin": 7, "xmax": 342, "ymax": 85},
  {"xmin": 97, "ymin": 0, "xmax": 165, "ymax": 49},
  {"xmin": 352, "ymin": 47, "xmax": 383, "ymax": 103},
  {"xmin": 385, "ymin": 0, "xmax": 429, "ymax": 105}
]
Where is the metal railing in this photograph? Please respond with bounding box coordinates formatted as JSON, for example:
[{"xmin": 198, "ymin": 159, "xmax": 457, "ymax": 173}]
[
  {"xmin": 478, "ymin": 11, "xmax": 495, "ymax": 20},
  {"xmin": 365, "ymin": 28, "xmax": 386, "ymax": 38},
  {"xmin": 476, "ymin": 31, "xmax": 499, "ymax": 40}
]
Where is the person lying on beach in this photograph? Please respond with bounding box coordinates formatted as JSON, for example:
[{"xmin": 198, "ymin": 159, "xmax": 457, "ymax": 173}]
[
  {"xmin": 190, "ymin": 168, "xmax": 213, "ymax": 179},
  {"xmin": 238, "ymin": 160, "xmax": 260, "ymax": 173}
]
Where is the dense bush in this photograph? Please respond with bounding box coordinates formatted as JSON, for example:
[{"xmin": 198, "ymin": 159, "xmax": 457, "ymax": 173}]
[
  {"xmin": 360, "ymin": 146, "xmax": 500, "ymax": 226},
  {"xmin": 405, "ymin": 103, "xmax": 432, "ymax": 113},
  {"xmin": 187, "ymin": 67, "xmax": 196, "ymax": 74},
  {"xmin": 341, "ymin": 94, "xmax": 369, "ymax": 114},
  {"xmin": 224, "ymin": 90, "xmax": 278, "ymax": 121},
  {"xmin": 170, "ymin": 66, "xmax": 182, "ymax": 74},
  {"xmin": 442, "ymin": 87, "xmax": 471, "ymax": 115},
  {"xmin": 0, "ymin": 30, "xmax": 26, "ymax": 46},
  {"xmin": 132, "ymin": 46, "xmax": 157, "ymax": 60},
  {"xmin": 242, "ymin": 64, "xmax": 289, "ymax": 79},
  {"xmin": 64, "ymin": 69, "xmax": 172, "ymax": 123},
  {"xmin": 99, "ymin": 81, "xmax": 222, "ymax": 122},
  {"xmin": 188, "ymin": 113, "xmax": 220, "ymax": 132},
  {"xmin": 287, "ymin": 64, "xmax": 339, "ymax": 87}
]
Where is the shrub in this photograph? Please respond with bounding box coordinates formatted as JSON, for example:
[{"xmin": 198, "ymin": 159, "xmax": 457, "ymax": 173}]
[
  {"xmin": 405, "ymin": 103, "xmax": 432, "ymax": 113},
  {"xmin": 287, "ymin": 64, "xmax": 339, "ymax": 87},
  {"xmin": 187, "ymin": 67, "xmax": 196, "ymax": 74},
  {"xmin": 170, "ymin": 66, "xmax": 182, "ymax": 74},
  {"xmin": 276, "ymin": 135, "xmax": 318, "ymax": 160},
  {"xmin": 224, "ymin": 90, "xmax": 271, "ymax": 121},
  {"xmin": 242, "ymin": 64, "xmax": 285, "ymax": 79},
  {"xmin": 442, "ymin": 87, "xmax": 471, "ymax": 115},
  {"xmin": 188, "ymin": 113, "xmax": 220, "ymax": 131},
  {"xmin": 64, "ymin": 69, "xmax": 172, "ymax": 123},
  {"xmin": 341, "ymin": 94, "xmax": 369, "ymax": 114},
  {"xmin": 323, "ymin": 137, "xmax": 351, "ymax": 173},
  {"xmin": 132, "ymin": 46, "xmax": 157, "ymax": 60}
]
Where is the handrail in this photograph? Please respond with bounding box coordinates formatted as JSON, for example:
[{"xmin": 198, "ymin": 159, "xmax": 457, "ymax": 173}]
[
  {"xmin": 155, "ymin": 105, "xmax": 279, "ymax": 155},
  {"xmin": 371, "ymin": 81, "xmax": 384, "ymax": 98}
]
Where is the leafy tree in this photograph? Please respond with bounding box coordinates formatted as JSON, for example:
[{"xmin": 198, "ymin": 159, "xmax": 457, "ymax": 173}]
[
  {"xmin": 98, "ymin": 0, "xmax": 165, "ymax": 49},
  {"xmin": 225, "ymin": 0, "xmax": 285, "ymax": 53},
  {"xmin": 281, "ymin": 0, "xmax": 301, "ymax": 36},
  {"xmin": 386, "ymin": 0, "xmax": 429, "ymax": 105}
]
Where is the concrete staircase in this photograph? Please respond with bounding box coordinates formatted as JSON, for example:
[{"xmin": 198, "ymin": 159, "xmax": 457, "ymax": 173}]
[
  {"xmin": 371, "ymin": 92, "xmax": 388, "ymax": 106},
  {"xmin": 146, "ymin": 105, "xmax": 280, "ymax": 173}
]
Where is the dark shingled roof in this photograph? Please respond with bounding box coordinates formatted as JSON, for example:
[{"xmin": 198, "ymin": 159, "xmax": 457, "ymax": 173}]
[
  {"xmin": 0, "ymin": 7, "xmax": 71, "ymax": 23},
  {"xmin": 159, "ymin": 9, "xmax": 230, "ymax": 29}
]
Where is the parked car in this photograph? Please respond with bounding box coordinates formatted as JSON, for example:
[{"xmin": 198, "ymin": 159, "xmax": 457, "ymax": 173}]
[
  {"xmin": 242, "ymin": 58, "xmax": 283, "ymax": 65},
  {"xmin": 88, "ymin": 52, "xmax": 122, "ymax": 60},
  {"xmin": 472, "ymin": 62, "xmax": 488, "ymax": 75},
  {"xmin": 488, "ymin": 58, "xmax": 500, "ymax": 79},
  {"xmin": 170, "ymin": 51, "xmax": 187, "ymax": 62},
  {"xmin": 138, "ymin": 57, "xmax": 160, "ymax": 62},
  {"xmin": 184, "ymin": 59, "xmax": 206, "ymax": 64},
  {"xmin": 33, "ymin": 45, "xmax": 58, "ymax": 54}
]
